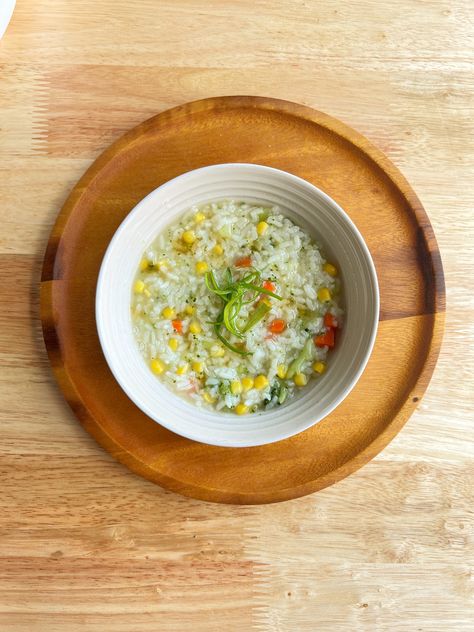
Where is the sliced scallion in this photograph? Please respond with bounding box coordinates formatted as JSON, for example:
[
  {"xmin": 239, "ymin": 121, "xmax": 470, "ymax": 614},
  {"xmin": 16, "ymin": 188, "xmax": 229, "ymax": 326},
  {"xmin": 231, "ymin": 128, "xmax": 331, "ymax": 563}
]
[
  {"xmin": 241, "ymin": 301, "xmax": 271, "ymax": 333},
  {"xmin": 204, "ymin": 267, "xmax": 282, "ymax": 354}
]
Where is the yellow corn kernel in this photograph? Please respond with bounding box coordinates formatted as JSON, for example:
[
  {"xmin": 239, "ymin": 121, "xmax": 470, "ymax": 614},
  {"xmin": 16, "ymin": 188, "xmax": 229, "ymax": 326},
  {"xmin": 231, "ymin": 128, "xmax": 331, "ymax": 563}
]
[
  {"xmin": 212, "ymin": 244, "xmax": 223, "ymax": 256},
  {"xmin": 276, "ymin": 364, "xmax": 287, "ymax": 379},
  {"xmin": 195, "ymin": 261, "xmax": 208, "ymax": 275},
  {"xmin": 157, "ymin": 259, "xmax": 169, "ymax": 269},
  {"xmin": 143, "ymin": 288, "xmax": 151, "ymax": 298},
  {"xmin": 257, "ymin": 221, "xmax": 269, "ymax": 236},
  {"xmin": 189, "ymin": 321, "xmax": 201, "ymax": 335},
  {"xmin": 150, "ymin": 359, "xmax": 165, "ymax": 375},
  {"xmin": 317, "ymin": 287, "xmax": 331, "ymax": 302},
  {"xmin": 134, "ymin": 280, "xmax": 145, "ymax": 294},
  {"xmin": 168, "ymin": 338, "xmax": 179, "ymax": 351},
  {"xmin": 313, "ymin": 361, "xmax": 326, "ymax": 375},
  {"xmin": 176, "ymin": 364, "xmax": 188, "ymax": 375},
  {"xmin": 294, "ymin": 372, "xmax": 308, "ymax": 386},
  {"xmin": 231, "ymin": 380, "xmax": 243, "ymax": 395},
  {"xmin": 195, "ymin": 211, "xmax": 206, "ymax": 223},
  {"xmin": 139, "ymin": 258, "xmax": 149, "ymax": 271},
  {"xmin": 323, "ymin": 262, "xmax": 338, "ymax": 277},
  {"xmin": 162, "ymin": 306, "xmax": 176, "ymax": 319},
  {"xmin": 203, "ymin": 392, "xmax": 216, "ymax": 404},
  {"xmin": 210, "ymin": 346, "xmax": 225, "ymax": 358},
  {"xmin": 254, "ymin": 375, "xmax": 269, "ymax": 390},
  {"xmin": 235, "ymin": 403, "xmax": 249, "ymax": 415},
  {"xmin": 192, "ymin": 361, "xmax": 204, "ymax": 373},
  {"xmin": 185, "ymin": 305, "xmax": 195, "ymax": 315},
  {"xmin": 182, "ymin": 230, "xmax": 196, "ymax": 244},
  {"xmin": 241, "ymin": 376, "xmax": 254, "ymax": 391},
  {"xmin": 260, "ymin": 297, "xmax": 271, "ymax": 307}
]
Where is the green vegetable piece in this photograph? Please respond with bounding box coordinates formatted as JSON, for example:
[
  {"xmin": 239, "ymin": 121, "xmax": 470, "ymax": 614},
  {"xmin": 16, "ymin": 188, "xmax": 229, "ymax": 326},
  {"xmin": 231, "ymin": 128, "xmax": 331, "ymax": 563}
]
[
  {"xmin": 214, "ymin": 322, "xmax": 251, "ymax": 356},
  {"xmin": 218, "ymin": 381, "xmax": 231, "ymax": 396},
  {"xmin": 278, "ymin": 385, "xmax": 288, "ymax": 405},
  {"xmin": 241, "ymin": 301, "xmax": 271, "ymax": 333},
  {"xmin": 239, "ymin": 282, "xmax": 282, "ymax": 300},
  {"xmin": 286, "ymin": 338, "xmax": 313, "ymax": 379}
]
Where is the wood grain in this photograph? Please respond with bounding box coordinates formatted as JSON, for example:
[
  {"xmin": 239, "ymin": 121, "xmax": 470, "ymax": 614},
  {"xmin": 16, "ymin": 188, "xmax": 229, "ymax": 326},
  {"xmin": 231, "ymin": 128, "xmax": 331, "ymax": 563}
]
[{"xmin": 0, "ymin": 0, "xmax": 473, "ymax": 630}]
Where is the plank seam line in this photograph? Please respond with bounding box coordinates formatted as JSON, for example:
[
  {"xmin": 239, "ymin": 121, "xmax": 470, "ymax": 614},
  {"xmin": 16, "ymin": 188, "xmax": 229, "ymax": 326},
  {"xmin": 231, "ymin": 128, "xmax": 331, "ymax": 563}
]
[{"xmin": 245, "ymin": 525, "xmax": 272, "ymax": 631}]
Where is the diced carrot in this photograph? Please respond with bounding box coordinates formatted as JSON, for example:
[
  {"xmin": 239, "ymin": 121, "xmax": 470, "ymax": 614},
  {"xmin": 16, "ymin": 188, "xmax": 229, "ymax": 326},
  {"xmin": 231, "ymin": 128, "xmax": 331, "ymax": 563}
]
[
  {"xmin": 324, "ymin": 313, "xmax": 338, "ymax": 329},
  {"xmin": 314, "ymin": 329, "xmax": 335, "ymax": 348},
  {"xmin": 268, "ymin": 319, "xmax": 286, "ymax": 334},
  {"xmin": 235, "ymin": 255, "xmax": 252, "ymax": 268},
  {"xmin": 263, "ymin": 280, "xmax": 276, "ymax": 292},
  {"xmin": 172, "ymin": 319, "xmax": 183, "ymax": 334}
]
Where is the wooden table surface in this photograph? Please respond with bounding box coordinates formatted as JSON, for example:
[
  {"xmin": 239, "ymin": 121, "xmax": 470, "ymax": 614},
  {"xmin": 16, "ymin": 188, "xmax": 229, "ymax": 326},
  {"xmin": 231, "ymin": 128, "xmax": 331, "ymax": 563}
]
[{"xmin": 1, "ymin": 1, "xmax": 473, "ymax": 630}]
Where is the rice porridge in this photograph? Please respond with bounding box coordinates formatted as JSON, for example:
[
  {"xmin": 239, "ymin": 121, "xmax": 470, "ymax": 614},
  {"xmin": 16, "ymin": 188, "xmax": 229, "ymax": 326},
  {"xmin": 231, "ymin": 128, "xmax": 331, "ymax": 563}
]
[{"xmin": 131, "ymin": 200, "xmax": 343, "ymax": 415}]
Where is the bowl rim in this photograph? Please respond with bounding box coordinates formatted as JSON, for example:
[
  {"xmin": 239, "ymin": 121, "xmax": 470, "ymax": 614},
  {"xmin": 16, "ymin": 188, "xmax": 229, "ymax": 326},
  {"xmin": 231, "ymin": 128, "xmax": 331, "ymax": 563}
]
[
  {"xmin": 0, "ymin": 0, "xmax": 16, "ymax": 40},
  {"xmin": 96, "ymin": 163, "xmax": 380, "ymax": 447}
]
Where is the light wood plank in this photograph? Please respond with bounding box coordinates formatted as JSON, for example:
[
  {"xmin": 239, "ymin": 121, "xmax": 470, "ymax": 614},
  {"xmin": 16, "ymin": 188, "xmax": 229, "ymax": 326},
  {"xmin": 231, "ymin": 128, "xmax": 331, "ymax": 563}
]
[{"xmin": 0, "ymin": 0, "xmax": 473, "ymax": 630}]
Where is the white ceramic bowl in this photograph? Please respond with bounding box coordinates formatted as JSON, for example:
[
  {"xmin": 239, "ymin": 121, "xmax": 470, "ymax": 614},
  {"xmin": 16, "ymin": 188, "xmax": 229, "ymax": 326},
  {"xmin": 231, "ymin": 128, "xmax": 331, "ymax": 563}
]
[
  {"xmin": 0, "ymin": 0, "xmax": 16, "ymax": 40},
  {"xmin": 96, "ymin": 164, "xmax": 379, "ymax": 447}
]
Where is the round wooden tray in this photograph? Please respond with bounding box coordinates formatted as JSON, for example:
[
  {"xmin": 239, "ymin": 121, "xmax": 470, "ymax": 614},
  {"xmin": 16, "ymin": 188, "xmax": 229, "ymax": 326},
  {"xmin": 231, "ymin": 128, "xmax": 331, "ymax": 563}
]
[{"xmin": 41, "ymin": 96, "xmax": 445, "ymax": 504}]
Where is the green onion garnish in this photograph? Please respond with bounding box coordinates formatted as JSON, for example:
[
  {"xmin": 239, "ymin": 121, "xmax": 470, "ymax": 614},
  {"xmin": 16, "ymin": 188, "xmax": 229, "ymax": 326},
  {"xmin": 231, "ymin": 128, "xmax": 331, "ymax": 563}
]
[
  {"xmin": 241, "ymin": 301, "xmax": 271, "ymax": 333},
  {"xmin": 205, "ymin": 267, "xmax": 282, "ymax": 354}
]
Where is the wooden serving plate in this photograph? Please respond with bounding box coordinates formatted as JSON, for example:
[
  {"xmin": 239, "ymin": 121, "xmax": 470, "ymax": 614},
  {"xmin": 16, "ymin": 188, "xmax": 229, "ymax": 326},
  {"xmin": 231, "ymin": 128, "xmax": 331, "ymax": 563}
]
[{"xmin": 41, "ymin": 96, "xmax": 445, "ymax": 504}]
